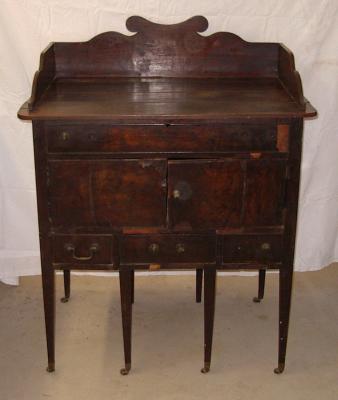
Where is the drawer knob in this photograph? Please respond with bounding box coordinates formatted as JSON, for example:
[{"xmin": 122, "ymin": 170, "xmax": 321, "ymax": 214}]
[
  {"xmin": 61, "ymin": 131, "xmax": 70, "ymax": 141},
  {"xmin": 261, "ymin": 242, "xmax": 271, "ymax": 251},
  {"xmin": 148, "ymin": 243, "xmax": 160, "ymax": 254},
  {"xmin": 173, "ymin": 189, "xmax": 181, "ymax": 199},
  {"xmin": 64, "ymin": 243, "xmax": 99, "ymax": 261},
  {"xmin": 176, "ymin": 243, "xmax": 185, "ymax": 254}
]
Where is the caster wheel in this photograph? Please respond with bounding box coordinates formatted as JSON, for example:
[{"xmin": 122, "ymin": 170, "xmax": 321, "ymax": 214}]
[
  {"xmin": 201, "ymin": 362, "xmax": 210, "ymax": 373},
  {"xmin": 120, "ymin": 364, "xmax": 131, "ymax": 375},
  {"xmin": 46, "ymin": 363, "xmax": 55, "ymax": 373},
  {"xmin": 274, "ymin": 363, "xmax": 285, "ymax": 374},
  {"xmin": 60, "ymin": 297, "xmax": 69, "ymax": 303}
]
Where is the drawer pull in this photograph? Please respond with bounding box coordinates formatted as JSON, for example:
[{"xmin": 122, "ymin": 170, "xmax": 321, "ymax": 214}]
[
  {"xmin": 148, "ymin": 243, "xmax": 160, "ymax": 254},
  {"xmin": 61, "ymin": 131, "xmax": 70, "ymax": 141},
  {"xmin": 176, "ymin": 243, "xmax": 185, "ymax": 254},
  {"xmin": 261, "ymin": 242, "xmax": 271, "ymax": 251},
  {"xmin": 64, "ymin": 243, "xmax": 99, "ymax": 261},
  {"xmin": 173, "ymin": 189, "xmax": 181, "ymax": 199}
]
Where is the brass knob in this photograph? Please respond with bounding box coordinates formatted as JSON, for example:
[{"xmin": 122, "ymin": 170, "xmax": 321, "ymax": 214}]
[
  {"xmin": 176, "ymin": 243, "xmax": 185, "ymax": 254},
  {"xmin": 61, "ymin": 131, "xmax": 69, "ymax": 141},
  {"xmin": 173, "ymin": 189, "xmax": 180, "ymax": 199},
  {"xmin": 148, "ymin": 243, "xmax": 160, "ymax": 254},
  {"xmin": 261, "ymin": 242, "xmax": 271, "ymax": 251}
]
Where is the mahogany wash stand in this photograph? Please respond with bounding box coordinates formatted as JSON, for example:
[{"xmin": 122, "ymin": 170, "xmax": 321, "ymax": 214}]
[{"xmin": 18, "ymin": 16, "xmax": 316, "ymax": 375}]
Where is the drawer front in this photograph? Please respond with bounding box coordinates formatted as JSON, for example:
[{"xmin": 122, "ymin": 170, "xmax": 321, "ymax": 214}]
[
  {"xmin": 48, "ymin": 159, "xmax": 167, "ymax": 228},
  {"xmin": 222, "ymin": 234, "xmax": 283, "ymax": 264},
  {"xmin": 52, "ymin": 235, "xmax": 113, "ymax": 265},
  {"xmin": 46, "ymin": 124, "xmax": 280, "ymax": 154},
  {"xmin": 119, "ymin": 234, "xmax": 216, "ymax": 265}
]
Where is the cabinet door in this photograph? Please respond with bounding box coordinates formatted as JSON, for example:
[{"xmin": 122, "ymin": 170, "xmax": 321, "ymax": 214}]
[
  {"xmin": 168, "ymin": 159, "xmax": 244, "ymax": 230},
  {"xmin": 48, "ymin": 159, "xmax": 167, "ymax": 228},
  {"xmin": 168, "ymin": 159, "xmax": 287, "ymax": 230}
]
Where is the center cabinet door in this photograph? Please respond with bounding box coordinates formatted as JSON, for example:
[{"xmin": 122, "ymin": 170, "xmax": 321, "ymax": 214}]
[
  {"xmin": 48, "ymin": 159, "xmax": 167, "ymax": 228},
  {"xmin": 168, "ymin": 159, "xmax": 287, "ymax": 230}
]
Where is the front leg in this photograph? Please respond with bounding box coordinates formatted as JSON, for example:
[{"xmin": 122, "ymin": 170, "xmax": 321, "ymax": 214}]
[
  {"xmin": 41, "ymin": 267, "xmax": 56, "ymax": 372},
  {"xmin": 201, "ymin": 267, "xmax": 217, "ymax": 373},
  {"xmin": 196, "ymin": 268, "xmax": 203, "ymax": 303},
  {"xmin": 274, "ymin": 267, "xmax": 293, "ymax": 374}
]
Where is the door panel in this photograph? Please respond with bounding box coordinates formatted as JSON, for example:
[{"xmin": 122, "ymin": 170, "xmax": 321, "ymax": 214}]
[
  {"xmin": 168, "ymin": 159, "xmax": 244, "ymax": 230},
  {"xmin": 243, "ymin": 160, "xmax": 286, "ymax": 226},
  {"xmin": 48, "ymin": 159, "xmax": 167, "ymax": 228}
]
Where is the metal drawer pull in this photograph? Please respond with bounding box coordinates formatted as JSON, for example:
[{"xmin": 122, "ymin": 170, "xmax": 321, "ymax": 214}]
[
  {"xmin": 261, "ymin": 242, "xmax": 271, "ymax": 251},
  {"xmin": 61, "ymin": 131, "xmax": 70, "ymax": 141},
  {"xmin": 64, "ymin": 243, "xmax": 99, "ymax": 261},
  {"xmin": 176, "ymin": 243, "xmax": 185, "ymax": 254},
  {"xmin": 148, "ymin": 243, "xmax": 160, "ymax": 254}
]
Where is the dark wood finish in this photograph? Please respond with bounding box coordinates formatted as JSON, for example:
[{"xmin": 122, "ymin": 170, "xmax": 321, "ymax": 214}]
[
  {"xmin": 119, "ymin": 269, "xmax": 133, "ymax": 375},
  {"xmin": 48, "ymin": 160, "xmax": 167, "ymax": 228},
  {"xmin": 52, "ymin": 234, "xmax": 113, "ymax": 265},
  {"xmin": 119, "ymin": 234, "xmax": 216, "ymax": 265},
  {"xmin": 196, "ymin": 269, "xmax": 203, "ymax": 303},
  {"xmin": 18, "ymin": 16, "xmax": 316, "ymax": 374},
  {"xmin": 46, "ymin": 123, "xmax": 280, "ymax": 155},
  {"xmin": 201, "ymin": 268, "xmax": 217, "ymax": 373},
  {"xmin": 253, "ymin": 269, "xmax": 266, "ymax": 303},
  {"xmin": 61, "ymin": 270, "xmax": 71, "ymax": 303},
  {"xmin": 222, "ymin": 234, "xmax": 283, "ymax": 264},
  {"xmin": 168, "ymin": 159, "xmax": 244, "ymax": 230}
]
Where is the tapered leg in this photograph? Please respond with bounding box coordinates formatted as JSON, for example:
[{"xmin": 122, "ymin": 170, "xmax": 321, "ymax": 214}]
[
  {"xmin": 253, "ymin": 269, "xmax": 266, "ymax": 303},
  {"xmin": 196, "ymin": 268, "xmax": 203, "ymax": 303},
  {"xmin": 201, "ymin": 268, "xmax": 217, "ymax": 373},
  {"xmin": 274, "ymin": 267, "xmax": 293, "ymax": 374},
  {"xmin": 131, "ymin": 270, "xmax": 134, "ymax": 304},
  {"xmin": 119, "ymin": 269, "xmax": 133, "ymax": 375},
  {"xmin": 60, "ymin": 269, "xmax": 71, "ymax": 303},
  {"xmin": 42, "ymin": 267, "xmax": 56, "ymax": 372}
]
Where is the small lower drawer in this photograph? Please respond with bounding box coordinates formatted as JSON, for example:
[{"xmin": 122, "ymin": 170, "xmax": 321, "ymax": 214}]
[
  {"xmin": 52, "ymin": 234, "xmax": 113, "ymax": 265},
  {"xmin": 119, "ymin": 234, "xmax": 216, "ymax": 265},
  {"xmin": 222, "ymin": 234, "xmax": 283, "ymax": 264}
]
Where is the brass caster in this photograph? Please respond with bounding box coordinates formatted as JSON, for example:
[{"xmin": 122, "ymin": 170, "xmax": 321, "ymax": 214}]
[
  {"xmin": 60, "ymin": 297, "xmax": 69, "ymax": 303},
  {"xmin": 46, "ymin": 363, "xmax": 55, "ymax": 373},
  {"xmin": 120, "ymin": 364, "xmax": 131, "ymax": 375},
  {"xmin": 253, "ymin": 297, "xmax": 261, "ymax": 303},
  {"xmin": 274, "ymin": 363, "xmax": 285, "ymax": 374},
  {"xmin": 201, "ymin": 362, "xmax": 210, "ymax": 374}
]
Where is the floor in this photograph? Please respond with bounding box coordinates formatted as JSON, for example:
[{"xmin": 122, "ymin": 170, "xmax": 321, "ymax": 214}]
[{"xmin": 0, "ymin": 266, "xmax": 338, "ymax": 400}]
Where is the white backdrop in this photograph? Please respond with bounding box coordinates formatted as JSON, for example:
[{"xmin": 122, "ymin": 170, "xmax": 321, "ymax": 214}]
[{"xmin": 0, "ymin": 0, "xmax": 337, "ymax": 284}]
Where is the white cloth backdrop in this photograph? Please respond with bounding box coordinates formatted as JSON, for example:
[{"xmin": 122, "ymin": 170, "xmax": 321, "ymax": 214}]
[{"xmin": 0, "ymin": 0, "xmax": 337, "ymax": 284}]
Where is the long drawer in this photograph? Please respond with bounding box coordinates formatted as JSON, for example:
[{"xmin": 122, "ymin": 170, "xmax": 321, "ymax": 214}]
[
  {"xmin": 46, "ymin": 123, "xmax": 283, "ymax": 154},
  {"xmin": 119, "ymin": 234, "xmax": 216, "ymax": 265}
]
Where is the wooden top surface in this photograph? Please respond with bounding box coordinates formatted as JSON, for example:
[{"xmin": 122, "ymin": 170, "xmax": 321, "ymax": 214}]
[{"xmin": 18, "ymin": 77, "xmax": 316, "ymax": 121}]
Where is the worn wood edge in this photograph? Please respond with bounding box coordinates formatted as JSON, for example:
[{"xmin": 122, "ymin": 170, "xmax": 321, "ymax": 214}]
[
  {"xmin": 278, "ymin": 44, "xmax": 304, "ymax": 106},
  {"xmin": 303, "ymin": 97, "xmax": 318, "ymax": 118},
  {"xmin": 19, "ymin": 16, "xmax": 316, "ymax": 117},
  {"xmin": 16, "ymin": 110, "xmax": 314, "ymax": 121},
  {"xmin": 126, "ymin": 15, "xmax": 208, "ymax": 33},
  {"xmin": 27, "ymin": 43, "xmax": 56, "ymax": 112}
]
